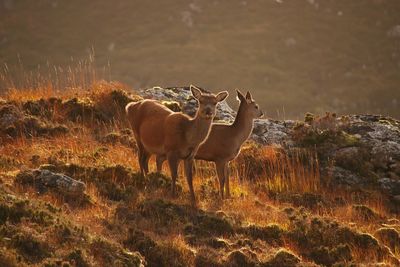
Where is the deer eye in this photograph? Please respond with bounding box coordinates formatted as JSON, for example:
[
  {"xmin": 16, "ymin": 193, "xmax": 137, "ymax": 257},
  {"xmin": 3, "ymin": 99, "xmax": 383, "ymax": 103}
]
[{"xmin": 255, "ymin": 105, "xmax": 259, "ymax": 109}]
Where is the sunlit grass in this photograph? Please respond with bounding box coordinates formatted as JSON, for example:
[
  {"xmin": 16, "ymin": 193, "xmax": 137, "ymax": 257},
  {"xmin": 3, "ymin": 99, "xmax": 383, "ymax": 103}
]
[{"xmin": 0, "ymin": 76, "xmax": 399, "ymax": 266}]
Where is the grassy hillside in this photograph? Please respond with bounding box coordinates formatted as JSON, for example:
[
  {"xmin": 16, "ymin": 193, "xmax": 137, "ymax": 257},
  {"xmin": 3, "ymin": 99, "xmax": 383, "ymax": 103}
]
[
  {"xmin": 0, "ymin": 81, "xmax": 399, "ymax": 266},
  {"xmin": 1, "ymin": 0, "xmax": 400, "ymax": 118}
]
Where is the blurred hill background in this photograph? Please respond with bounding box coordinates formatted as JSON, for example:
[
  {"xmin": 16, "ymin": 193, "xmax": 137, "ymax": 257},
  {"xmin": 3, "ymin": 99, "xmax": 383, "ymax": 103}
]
[{"xmin": 0, "ymin": 0, "xmax": 399, "ymax": 119}]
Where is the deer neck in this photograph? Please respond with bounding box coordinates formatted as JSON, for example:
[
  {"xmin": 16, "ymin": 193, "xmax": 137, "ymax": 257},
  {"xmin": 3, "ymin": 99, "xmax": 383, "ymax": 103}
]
[
  {"xmin": 232, "ymin": 103, "xmax": 254, "ymax": 143},
  {"xmin": 186, "ymin": 112, "xmax": 213, "ymax": 146}
]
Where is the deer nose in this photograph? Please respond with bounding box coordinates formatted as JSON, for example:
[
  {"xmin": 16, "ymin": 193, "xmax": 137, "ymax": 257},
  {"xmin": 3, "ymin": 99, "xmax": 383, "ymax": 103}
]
[{"xmin": 205, "ymin": 108, "xmax": 213, "ymax": 115}]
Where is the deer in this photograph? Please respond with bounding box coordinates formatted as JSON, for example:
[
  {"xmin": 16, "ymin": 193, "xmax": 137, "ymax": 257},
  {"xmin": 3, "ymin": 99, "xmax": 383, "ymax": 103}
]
[
  {"xmin": 156, "ymin": 90, "xmax": 263, "ymax": 199},
  {"xmin": 125, "ymin": 85, "xmax": 228, "ymax": 205}
]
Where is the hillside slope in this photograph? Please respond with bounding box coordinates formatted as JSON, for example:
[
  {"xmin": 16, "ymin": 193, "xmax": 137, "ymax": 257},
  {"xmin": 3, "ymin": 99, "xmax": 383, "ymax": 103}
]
[
  {"xmin": 1, "ymin": 0, "xmax": 400, "ymax": 118},
  {"xmin": 0, "ymin": 82, "xmax": 399, "ymax": 266}
]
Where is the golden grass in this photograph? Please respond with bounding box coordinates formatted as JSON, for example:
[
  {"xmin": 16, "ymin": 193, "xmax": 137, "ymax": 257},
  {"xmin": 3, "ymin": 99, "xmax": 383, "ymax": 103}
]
[
  {"xmin": 0, "ymin": 131, "xmax": 139, "ymax": 172},
  {"xmin": 265, "ymin": 148, "xmax": 320, "ymax": 194},
  {"xmin": 1, "ymin": 82, "xmax": 399, "ymax": 266}
]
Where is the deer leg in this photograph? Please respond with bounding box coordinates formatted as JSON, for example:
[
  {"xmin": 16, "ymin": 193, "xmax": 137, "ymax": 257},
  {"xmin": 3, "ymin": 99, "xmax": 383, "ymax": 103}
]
[
  {"xmin": 184, "ymin": 158, "xmax": 196, "ymax": 206},
  {"xmin": 167, "ymin": 152, "xmax": 179, "ymax": 197},
  {"xmin": 215, "ymin": 160, "xmax": 226, "ymax": 199},
  {"xmin": 137, "ymin": 142, "xmax": 146, "ymax": 176},
  {"xmin": 141, "ymin": 151, "xmax": 150, "ymax": 175},
  {"xmin": 156, "ymin": 155, "xmax": 166, "ymax": 173},
  {"xmin": 224, "ymin": 162, "xmax": 231, "ymax": 198}
]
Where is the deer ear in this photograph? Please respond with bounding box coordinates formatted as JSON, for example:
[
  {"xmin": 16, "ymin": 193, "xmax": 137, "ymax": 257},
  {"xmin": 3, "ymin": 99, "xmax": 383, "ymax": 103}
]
[
  {"xmin": 245, "ymin": 91, "xmax": 252, "ymax": 101},
  {"xmin": 236, "ymin": 89, "xmax": 245, "ymax": 102},
  {"xmin": 190, "ymin": 85, "xmax": 202, "ymax": 100},
  {"xmin": 216, "ymin": 91, "xmax": 229, "ymax": 102}
]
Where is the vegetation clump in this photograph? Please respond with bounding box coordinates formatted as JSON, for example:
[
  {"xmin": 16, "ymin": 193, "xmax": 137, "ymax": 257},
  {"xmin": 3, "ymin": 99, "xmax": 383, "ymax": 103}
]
[
  {"xmin": 11, "ymin": 232, "xmax": 51, "ymax": 263},
  {"xmin": 262, "ymin": 249, "xmax": 300, "ymax": 267},
  {"xmin": 375, "ymin": 227, "xmax": 400, "ymax": 253},
  {"xmin": 0, "ymin": 82, "xmax": 399, "ymax": 266},
  {"xmin": 138, "ymin": 199, "xmax": 192, "ymax": 228},
  {"xmin": 351, "ymin": 204, "xmax": 383, "ymax": 222},
  {"xmin": 0, "ymin": 199, "xmax": 54, "ymax": 226},
  {"xmin": 225, "ymin": 249, "xmax": 258, "ymax": 267},
  {"xmin": 239, "ymin": 223, "xmax": 285, "ymax": 246},
  {"xmin": 0, "ymin": 247, "xmax": 24, "ymax": 267},
  {"xmin": 90, "ymin": 237, "xmax": 145, "ymax": 267},
  {"xmin": 0, "ymin": 102, "xmax": 68, "ymax": 139},
  {"xmin": 292, "ymin": 112, "xmax": 359, "ymax": 149}
]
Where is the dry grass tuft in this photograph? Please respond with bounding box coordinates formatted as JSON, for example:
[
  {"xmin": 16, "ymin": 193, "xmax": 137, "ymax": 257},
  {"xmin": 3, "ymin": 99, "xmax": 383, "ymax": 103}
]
[{"xmin": 236, "ymin": 142, "xmax": 320, "ymax": 194}]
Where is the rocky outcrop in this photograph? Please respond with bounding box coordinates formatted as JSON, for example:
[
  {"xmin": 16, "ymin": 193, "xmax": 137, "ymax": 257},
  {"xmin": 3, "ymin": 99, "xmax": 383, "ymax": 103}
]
[
  {"xmin": 15, "ymin": 169, "xmax": 86, "ymax": 198},
  {"xmin": 138, "ymin": 86, "xmax": 400, "ymax": 208},
  {"xmin": 139, "ymin": 86, "xmax": 235, "ymax": 122},
  {"xmin": 139, "ymin": 86, "xmax": 295, "ymax": 145}
]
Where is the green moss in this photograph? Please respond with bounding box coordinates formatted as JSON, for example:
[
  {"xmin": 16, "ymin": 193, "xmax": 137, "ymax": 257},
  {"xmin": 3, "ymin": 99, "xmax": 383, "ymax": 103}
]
[
  {"xmin": 296, "ymin": 128, "xmax": 360, "ymax": 148},
  {"xmin": 339, "ymin": 131, "xmax": 360, "ymax": 147}
]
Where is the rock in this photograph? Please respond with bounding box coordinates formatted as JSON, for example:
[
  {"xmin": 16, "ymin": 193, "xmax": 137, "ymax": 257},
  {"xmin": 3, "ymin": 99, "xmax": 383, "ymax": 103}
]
[
  {"xmin": 251, "ymin": 119, "xmax": 293, "ymax": 145},
  {"xmin": 393, "ymin": 195, "xmax": 400, "ymax": 205},
  {"xmin": 139, "ymin": 86, "xmax": 235, "ymax": 121},
  {"xmin": 333, "ymin": 146, "xmax": 364, "ymax": 171},
  {"xmin": 378, "ymin": 178, "xmax": 400, "ymax": 195},
  {"xmin": 137, "ymin": 87, "xmax": 400, "ymax": 204},
  {"xmin": 389, "ymin": 162, "xmax": 400, "ymax": 175},
  {"xmin": 15, "ymin": 169, "xmax": 86, "ymax": 198},
  {"xmin": 325, "ymin": 166, "xmax": 362, "ymax": 186}
]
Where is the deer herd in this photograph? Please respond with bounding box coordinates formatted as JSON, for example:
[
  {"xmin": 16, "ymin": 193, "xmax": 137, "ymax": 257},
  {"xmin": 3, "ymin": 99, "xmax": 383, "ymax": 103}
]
[{"xmin": 125, "ymin": 85, "xmax": 262, "ymax": 206}]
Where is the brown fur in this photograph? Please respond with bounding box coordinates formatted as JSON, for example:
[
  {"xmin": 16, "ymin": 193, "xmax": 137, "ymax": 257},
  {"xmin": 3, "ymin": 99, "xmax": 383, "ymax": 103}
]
[
  {"xmin": 156, "ymin": 90, "xmax": 263, "ymax": 198},
  {"xmin": 126, "ymin": 86, "xmax": 228, "ymax": 205}
]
